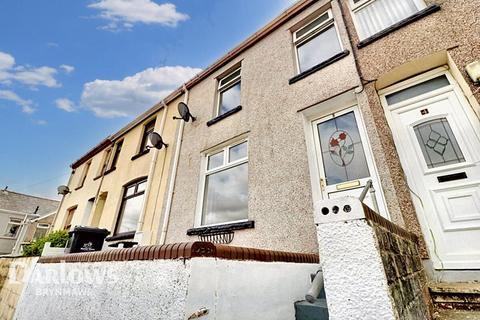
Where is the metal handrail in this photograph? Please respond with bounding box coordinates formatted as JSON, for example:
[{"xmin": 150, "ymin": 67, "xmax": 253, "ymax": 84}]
[{"xmin": 359, "ymin": 179, "xmax": 380, "ymax": 213}]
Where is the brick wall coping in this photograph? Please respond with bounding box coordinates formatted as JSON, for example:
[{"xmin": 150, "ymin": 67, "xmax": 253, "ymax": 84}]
[
  {"xmin": 363, "ymin": 204, "xmax": 418, "ymax": 243},
  {"xmin": 38, "ymin": 242, "xmax": 319, "ymax": 264}
]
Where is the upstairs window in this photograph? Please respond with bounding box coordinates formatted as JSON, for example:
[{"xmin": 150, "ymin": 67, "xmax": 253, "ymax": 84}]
[
  {"xmin": 115, "ymin": 179, "xmax": 147, "ymax": 234},
  {"xmin": 97, "ymin": 148, "xmax": 112, "ymax": 176},
  {"xmin": 217, "ymin": 67, "xmax": 241, "ymax": 116},
  {"xmin": 109, "ymin": 140, "xmax": 123, "ymax": 170},
  {"xmin": 4, "ymin": 218, "xmax": 22, "ymax": 238},
  {"xmin": 293, "ymin": 10, "xmax": 343, "ymax": 73},
  {"xmin": 349, "ymin": 0, "xmax": 426, "ymax": 39},
  {"xmin": 77, "ymin": 161, "xmax": 91, "ymax": 188},
  {"xmin": 139, "ymin": 119, "xmax": 156, "ymax": 153},
  {"xmin": 200, "ymin": 140, "xmax": 248, "ymax": 226}
]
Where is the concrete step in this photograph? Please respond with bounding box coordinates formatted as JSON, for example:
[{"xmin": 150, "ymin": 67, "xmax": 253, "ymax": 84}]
[
  {"xmin": 294, "ymin": 299, "xmax": 329, "ymax": 320},
  {"xmin": 430, "ymin": 282, "xmax": 480, "ymax": 310}
]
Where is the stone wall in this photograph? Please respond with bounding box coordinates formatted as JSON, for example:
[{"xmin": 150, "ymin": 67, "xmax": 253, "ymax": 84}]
[
  {"xmin": 0, "ymin": 257, "xmax": 38, "ymax": 320},
  {"xmin": 364, "ymin": 206, "xmax": 433, "ymax": 319}
]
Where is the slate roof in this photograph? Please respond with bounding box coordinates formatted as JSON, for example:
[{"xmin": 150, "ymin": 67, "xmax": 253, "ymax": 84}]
[{"xmin": 0, "ymin": 189, "xmax": 59, "ymax": 216}]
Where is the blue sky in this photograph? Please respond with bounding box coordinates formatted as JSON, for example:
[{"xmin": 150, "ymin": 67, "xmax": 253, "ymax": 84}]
[{"xmin": 0, "ymin": 0, "xmax": 292, "ymax": 199}]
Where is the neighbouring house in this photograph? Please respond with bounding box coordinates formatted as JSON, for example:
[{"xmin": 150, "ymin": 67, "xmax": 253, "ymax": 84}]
[
  {"xmin": 0, "ymin": 188, "xmax": 59, "ymax": 255},
  {"xmin": 52, "ymin": 95, "xmax": 183, "ymax": 247},
  {"xmin": 51, "ymin": 0, "xmax": 480, "ymax": 316}
]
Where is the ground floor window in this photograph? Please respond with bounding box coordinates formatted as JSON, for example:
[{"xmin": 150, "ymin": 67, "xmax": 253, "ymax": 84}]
[
  {"xmin": 115, "ymin": 178, "xmax": 147, "ymax": 234},
  {"xmin": 200, "ymin": 140, "xmax": 248, "ymax": 226}
]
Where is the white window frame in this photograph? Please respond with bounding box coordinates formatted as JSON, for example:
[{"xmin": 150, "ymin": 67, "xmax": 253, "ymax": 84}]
[
  {"xmin": 348, "ymin": 0, "xmax": 426, "ymax": 40},
  {"xmin": 195, "ymin": 137, "xmax": 249, "ymax": 228},
  {"xmin": 292, "ymin": 9, "xmax": 343, "ymax": 74},
  {"xmin": 216, "ymin": 66, "xmax": 242, "ymax": 116},
  {"xmin": 4, "ymin": 218, "xmax": 22, "ymax": 238},
  {"xmin": 33, "ymin": 223, "xmax": 50, "ymax": 240}
]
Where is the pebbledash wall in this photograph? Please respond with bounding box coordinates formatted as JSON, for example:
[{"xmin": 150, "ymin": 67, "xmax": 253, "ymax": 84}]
[
  {"xmin": 14, "ymin": 243, "xmax": 319, "ymax": 320},
  {"xmin": 166, "ymin": 0, "xmax": 369, "ymax": 252}
]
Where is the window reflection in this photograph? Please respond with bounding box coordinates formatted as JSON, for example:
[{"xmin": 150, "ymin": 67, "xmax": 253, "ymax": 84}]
[
  {"xmin": 297, "ymin": 25, "xmax": 342, "ymax": 73},
  {"xmin": 229, "ymin": 142, "xmax": 248, "ymax": 162},
  {"xmin": 116, "ymin": 179, "xmax": 147, "ymax": 234},
  {"xmin": 202, "ymin": 162, "xmax": 248, "ymax": 226},
  {"xmin": 219, "ymin": 82, "xmax": 241, "ymax": 115}
]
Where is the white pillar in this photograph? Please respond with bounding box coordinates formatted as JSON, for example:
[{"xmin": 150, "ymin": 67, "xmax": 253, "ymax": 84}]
[{"xmin": 314, "ymin": 196, "xmax": 396, "ymax": 320}]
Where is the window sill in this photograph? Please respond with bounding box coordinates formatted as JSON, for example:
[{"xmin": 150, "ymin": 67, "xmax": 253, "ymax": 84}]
[
  {"xmin": 105, "ymin": 230, "xmax": 136, "ymax": 242},
  {"xmin": 186, "ymin": 220, "xmax": 254, "ymax": 236},
  {"xmin": 131, "ymin": 149, "xmax": 150, "ymax": 161},
  {"xmin": 103, "ymin": 167, "xmax": 116, "ymax": 176},
  {"xmin": 206, "ymin": 105, "xmax": 242, "ymax": 127},
  {"xmin": 93, "ymin": 174, "xmax": 103, "ymax": 181},
  {"xmin": 74, "ymin": 185, "xmax": 83, "ymax": 191},
  {"xmin": 357, "ymin": 4, "xmax": 441, "ymax": 49},
  {"xmin": 289, "ymin": 50, "xmax": 350, "ymax": 85}
]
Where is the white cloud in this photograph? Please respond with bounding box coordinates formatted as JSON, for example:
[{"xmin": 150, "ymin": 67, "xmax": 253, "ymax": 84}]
[
  {"xmin": 35, "ymin": 119, "xmax": 48, "ymax": 125},
  {"xmin": 55, "ymin": 98, "xmax": 76, "ymax": 112},
  {"xmin": 60, "ymin": 64, "xmax": 75, "ymax": 74},
  {"xmin": 11, "ymin": 66, "xmax": 59, "ymax": 88},
  {"xmin": 0, "ymin": 51, "xmax": 61, "ymax": 88},
  {"xmin": 0, "ymin": 90, "xmax": 35, "ymax": 114},
  {"xmin": 88, "ymin": 0, "xmax": 189, "ymax": 30},
  {"xmin": 81, "ymin": 65, "xmax": 201, "ymax": 118},
  {"xmin": 0, "ymin": 52, "xmax": 15, "ymax": 70}
]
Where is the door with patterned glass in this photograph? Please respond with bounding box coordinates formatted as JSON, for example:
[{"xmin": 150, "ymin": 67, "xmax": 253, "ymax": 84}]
[
  {"xmin": 382, "ymin": 70, "xmax": 480, "ymax": 269},
  {"xmin": 312, "ymin": 107, "xmax": 389, "ymax": 218}
]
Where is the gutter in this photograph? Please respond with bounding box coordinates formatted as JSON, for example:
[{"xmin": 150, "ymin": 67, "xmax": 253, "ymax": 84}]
[{"xmin": 158, "ymin": 85, "xmax": 189, "ymax": 245}]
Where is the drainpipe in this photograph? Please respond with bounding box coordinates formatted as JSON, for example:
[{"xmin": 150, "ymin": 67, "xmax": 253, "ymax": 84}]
[
  {"xmin": 336, "ymin": 0, "xmax": 372, "ymax": 91},
  {"xmin": 159, "ymin": 85, "xmax": 189, "ymax": 245},
  {"xmin": 135, "ymin": 99, "xmax": 169, "ymax": 242}
]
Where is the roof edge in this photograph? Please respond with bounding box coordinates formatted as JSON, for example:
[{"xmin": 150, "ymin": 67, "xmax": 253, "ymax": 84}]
[
  {"xmin": 70, "ymin": 138, "xmax": 113, "ymax": 169},
  {"xmin": 72, "ymin": 0, "xmax": 315, "ymax": 164}
]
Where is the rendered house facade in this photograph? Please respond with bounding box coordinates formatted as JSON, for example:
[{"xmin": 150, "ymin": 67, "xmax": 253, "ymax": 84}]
[
  {"xmin": 53, "ymin": 0, "xmax": 480, "ymax": 284},
  {"xmin": 53, "ymin": 94, "xmax": 184, "ymax": 246}
]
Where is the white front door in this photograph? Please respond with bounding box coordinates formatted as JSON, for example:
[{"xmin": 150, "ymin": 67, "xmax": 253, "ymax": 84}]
[
  {"xmin": 382, "ymin": 69, "xmax": 480, "ymax": 269},
  {"xmin": 312, "ymin": 106, "xmax": 389, "ymax": 217}
]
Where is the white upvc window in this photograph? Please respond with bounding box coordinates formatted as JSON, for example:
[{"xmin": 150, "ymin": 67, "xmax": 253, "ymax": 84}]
[
  {"xmin": 349, "ymin": 0, "xmax": 426, "ymax": 40},
  {"xmin": 197, "ymin": 139, "xmax": 248, "ymax": 227},
  {"xmin": 4, "ymin": 218, "xmax": 22, "ymax": 238},
  {"xmin": 216, "ymin": 67, "xmax": 241, "ymax": 116},
  {"xmin": 293, "ymin": 9, "xmax": 343, "ymax": 73},
  {"xmin": 33, "ymin": 223, "xmax": 50, "ymax": 240}
]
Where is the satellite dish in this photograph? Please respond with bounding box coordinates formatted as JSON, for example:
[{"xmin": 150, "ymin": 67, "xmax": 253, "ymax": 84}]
[
  {"xmin": 147, "ymin": 132, "xmax": 168, "ymax": 150},
  {"xmin": 173, "ymin": 102, "xmax": 196, "ymax": 122},
  {"xmin": 57, "ymin": 185, "xmax": 71, "ymax": 196}
]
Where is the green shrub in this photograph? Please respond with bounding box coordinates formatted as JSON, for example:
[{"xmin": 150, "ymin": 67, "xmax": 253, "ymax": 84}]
[{"xmin": 22, "ymin": 230, "xmax": 70, "ymax": 257}]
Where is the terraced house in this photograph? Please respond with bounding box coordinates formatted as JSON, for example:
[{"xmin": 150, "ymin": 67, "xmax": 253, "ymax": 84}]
[{"xmin": 51, "ymin": 0, "xmax": 480, "ymax": 317}]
